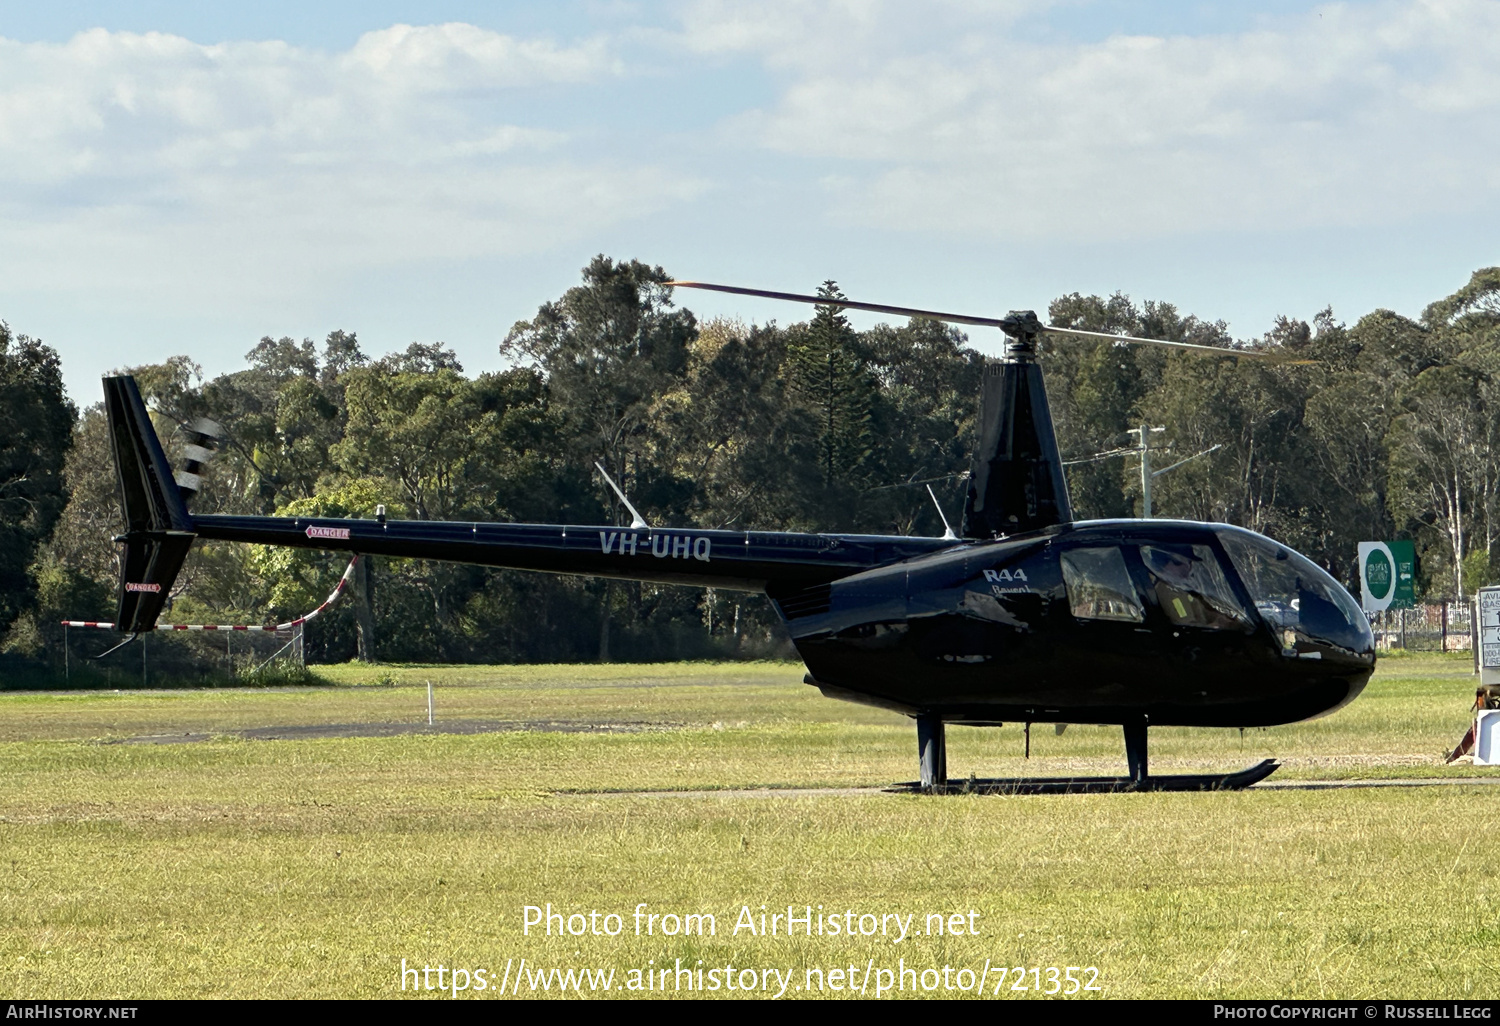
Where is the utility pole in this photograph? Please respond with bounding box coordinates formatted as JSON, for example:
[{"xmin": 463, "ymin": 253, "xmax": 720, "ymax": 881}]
[
  {"xmin": 1063, "ymin": 428, "xmax": 1220, "ymax": 521},
  {"xmin": 1126, "ymin": 424, "xmax": 1166, "ymax": 518}
]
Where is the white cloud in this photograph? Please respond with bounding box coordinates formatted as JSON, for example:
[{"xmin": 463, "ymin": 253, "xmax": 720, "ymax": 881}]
[
  {"xmin": 7, "ymin": 4, "xmax": 1499, "ymax": 387},
  {"xmin": 681, "ymin": 0, "xmax": 1500, "ymax": 239},
  {"xmin": 343, "ymin": 22, "xmax": 616, "ymax": 88},
  {"xmin": 0, "ymin": 25, "xmax": 702, "ymax": 302},
  {"xmin": 678, "ymin": 0, "xmax": 1043, "ymax": 68}
]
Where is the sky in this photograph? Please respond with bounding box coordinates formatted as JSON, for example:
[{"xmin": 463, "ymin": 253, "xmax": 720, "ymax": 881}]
[{"xmin": 2, "ymin": 0, "xmax": 1498, "ymax": 402}]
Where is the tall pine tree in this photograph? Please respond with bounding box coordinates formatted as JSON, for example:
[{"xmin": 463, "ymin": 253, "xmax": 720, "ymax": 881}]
[{"xmin": 786, "ymin": 282, "xmax": 873, "ymax": 486}]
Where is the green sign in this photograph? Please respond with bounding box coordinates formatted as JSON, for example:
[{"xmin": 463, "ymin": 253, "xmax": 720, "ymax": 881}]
[
  {"xmin": 1358, "ymin": 540, "xmax": 1418, "ymax": 611},
  {"xmin": 1388, "ymin": 540, "xmax": 1415, "ymax": 610},
  {"xmin": 1364, "ymin": 548, "xmax": 1393, "ymax": 601}
]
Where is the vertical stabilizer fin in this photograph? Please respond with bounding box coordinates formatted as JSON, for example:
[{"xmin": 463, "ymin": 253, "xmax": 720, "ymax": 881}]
[
  {"xmin": 961, "ymin": 321, "xmax": 1072, "ymax": 538},
  {"xmin": 103, "ymin": 375, "xmax": 197, "ymax": 632}
]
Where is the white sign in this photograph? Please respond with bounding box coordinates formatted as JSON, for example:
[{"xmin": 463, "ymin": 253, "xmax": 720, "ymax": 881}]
[{"xmin": 1478, "ymin": 587, "xmax": 1500, "ymax": 684}]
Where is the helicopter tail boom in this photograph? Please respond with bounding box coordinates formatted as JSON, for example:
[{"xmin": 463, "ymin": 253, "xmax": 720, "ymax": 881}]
[
  {"xmin": 101, "ymin": 374, "xmax": 955, "ymax": 628},
  {"xmin": 191, "ymin": 514, "xmax": 952, "ymax": 593}
]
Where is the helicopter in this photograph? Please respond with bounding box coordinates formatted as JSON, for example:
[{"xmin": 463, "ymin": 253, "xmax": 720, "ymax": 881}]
[{"xmin": 101, "ymin": 281, "xmax": 1375, "ymax": 793}]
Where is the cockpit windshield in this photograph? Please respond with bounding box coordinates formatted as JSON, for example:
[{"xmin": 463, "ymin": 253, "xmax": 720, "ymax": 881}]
[{"xmin": 1216, "ymin": 529, "xmax": 1373, "ymax": 656}]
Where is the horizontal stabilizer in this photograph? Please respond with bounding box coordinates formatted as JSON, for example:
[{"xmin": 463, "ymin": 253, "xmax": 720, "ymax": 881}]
[{"xmin": 116, "ymin": 533, "xmax": 194, "ymax": 633}]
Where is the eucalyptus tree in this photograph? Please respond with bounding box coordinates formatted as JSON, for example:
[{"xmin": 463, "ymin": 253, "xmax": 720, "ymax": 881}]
[
  {"xmin": 858, "ymin": 316, "xmax": 983, "ymax": 536},
  {"xmin": 1382, "ymin": 269, "xmax": 1500, "ymax": 598},
  {"xmin": 192, "ymin": 334, "xmax": 351, "ymax": 512},
  {"xmin": 0, "ymin": 326, "xmax": 74, "ymax": 645},
  {"xmin": 501, "ymin": 256, "xmax": 695, "ymax": 658},
  {"xmin": 502, "ymin": 256, "xmax": 693, "ymax": 526},
  {"xmin": 652, "ymin": 317, "xmax": 816, "ymax": 532},
  {"xmin": 1043, "ymin": 292, "xmax": 1158, "ymax": 519}
]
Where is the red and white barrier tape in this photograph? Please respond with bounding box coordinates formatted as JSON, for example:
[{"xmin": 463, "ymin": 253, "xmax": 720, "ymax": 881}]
[{"xmin": 63, "ymin": 555, "xmax": 359, "ymax": 632}]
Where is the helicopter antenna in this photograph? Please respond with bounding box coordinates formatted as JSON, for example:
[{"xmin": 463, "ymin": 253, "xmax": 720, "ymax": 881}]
[
  {"xmin": 926, "ymin": 484, "xmax": 958, "ymax": 541},
  {"xmin": 594, "ymin": 461, "xmax": 649, "ymax": 530}
]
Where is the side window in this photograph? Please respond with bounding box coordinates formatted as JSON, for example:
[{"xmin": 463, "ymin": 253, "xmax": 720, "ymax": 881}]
[
  {"xmin": 1061, "ymin": 547, "xmax": 1144, "ymax": 623},
  {"xmin": 1139, "ymin": 544, "xmax": 1252, "ymax": 630}
]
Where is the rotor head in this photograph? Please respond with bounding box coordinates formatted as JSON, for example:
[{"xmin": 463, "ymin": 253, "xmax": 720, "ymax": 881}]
[{"xmin": 999, "ymin": 310, "xmax": 1044, "ymax": 339}]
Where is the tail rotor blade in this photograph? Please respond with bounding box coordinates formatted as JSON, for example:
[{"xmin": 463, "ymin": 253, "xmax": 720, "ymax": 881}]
[{"xmin": 175, "ymin": 417, "xmax": 223, "ymax": 502}]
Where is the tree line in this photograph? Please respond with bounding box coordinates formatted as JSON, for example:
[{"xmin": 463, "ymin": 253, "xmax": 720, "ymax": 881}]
[{"xmin": 2, "ymin": 257, "xmax": 1499, "ymax": 674}]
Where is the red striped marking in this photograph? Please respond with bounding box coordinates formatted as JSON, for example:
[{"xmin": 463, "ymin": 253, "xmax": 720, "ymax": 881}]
[{"xmin": 64, "ymin": 555, "xmax": 360, "ymax": 632}]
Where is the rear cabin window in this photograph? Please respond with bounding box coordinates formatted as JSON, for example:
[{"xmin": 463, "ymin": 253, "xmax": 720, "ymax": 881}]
[
  {"xmin": 1061, "ymin": 547, "xmax": 1144, "ymax": 623},
  {"xmin": 1138, "ymin": 544, "xmax": 1252, "ymax": 630}
]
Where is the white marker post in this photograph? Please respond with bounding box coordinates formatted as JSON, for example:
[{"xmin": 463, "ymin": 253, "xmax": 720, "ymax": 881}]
[{"xmin": 427, "ymin": 680, "xmax": 434, "ymax": 726}]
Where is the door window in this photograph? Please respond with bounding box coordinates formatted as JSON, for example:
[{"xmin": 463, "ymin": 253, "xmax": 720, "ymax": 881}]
[
  {"xmin": 1139, "ymin": 544, "xmax": 1252, "ymax": 630},
  {"xmin": 1061, "ymin": 547, "xmax": 1144, "ymax": 623}
]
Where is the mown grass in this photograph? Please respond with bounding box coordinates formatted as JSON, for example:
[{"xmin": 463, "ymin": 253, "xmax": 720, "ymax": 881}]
[{"xmin": 0, "ymin": 654, "xmax": 1495, "ymax": 999}]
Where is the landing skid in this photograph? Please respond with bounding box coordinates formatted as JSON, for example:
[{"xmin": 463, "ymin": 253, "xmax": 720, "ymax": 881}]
[
  {"xmin": 903, "ymin": 713, "xmax": 1278, "ymax": 794},
  {"xmin": 890, "ymin": 758, "xmax": 1280, "ymax": 795}
]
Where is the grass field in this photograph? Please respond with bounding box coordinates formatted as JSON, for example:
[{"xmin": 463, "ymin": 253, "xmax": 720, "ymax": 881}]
[{"xmin": 0, "ymin": 653, "xmax": 1496, "ymax": 1000}]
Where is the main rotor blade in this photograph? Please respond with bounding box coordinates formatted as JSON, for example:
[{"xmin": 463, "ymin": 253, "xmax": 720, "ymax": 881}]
[
  {"xmin": 1041, "ymin": 324, "xmax": 1276, "ymax": 357},
  {"xmin": 666, "ymin": 280, "xmax": 1011, "ymax": 329},
  {"xmin": 667, "ymin": 280, "xmax": 1294, "ymax": 360}
]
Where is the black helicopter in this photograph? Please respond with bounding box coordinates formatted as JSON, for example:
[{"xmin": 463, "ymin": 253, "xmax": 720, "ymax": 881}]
[{"xmin": 102, "ymin": 282, "xmax": 1375, "ymax": 792}]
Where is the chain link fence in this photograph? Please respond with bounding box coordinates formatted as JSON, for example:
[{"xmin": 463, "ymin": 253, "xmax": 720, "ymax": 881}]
[
  {"xmin": 1371, "ymin": 602, "xmax": 1475, "ymax": 653},
  {"xmin": 58, "ymin": 622, "xmax": 308, "ymax": 688}
]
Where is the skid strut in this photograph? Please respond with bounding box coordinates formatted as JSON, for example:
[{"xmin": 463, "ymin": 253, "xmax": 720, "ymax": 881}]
[
  {"xmin": 916, "ymin": 714, "xmax": 947, "ymax": 790},
  {"xmin": 1124, "ymin": 717, "xmax": 1148, "ymax": 783}
]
